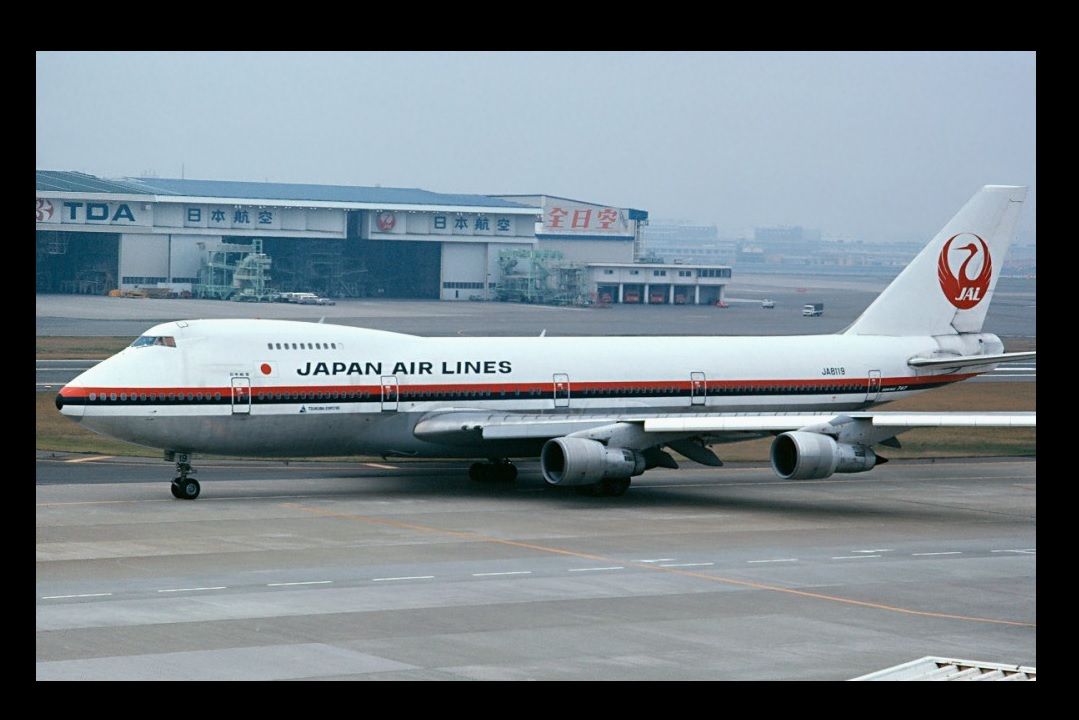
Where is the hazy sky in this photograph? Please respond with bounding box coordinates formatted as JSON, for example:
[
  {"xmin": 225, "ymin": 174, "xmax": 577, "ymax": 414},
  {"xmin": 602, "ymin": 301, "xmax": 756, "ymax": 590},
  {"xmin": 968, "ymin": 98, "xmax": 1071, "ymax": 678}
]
[{"xmin": 36, "ymin": 51, "xmax": 1035, "ymax": 243}]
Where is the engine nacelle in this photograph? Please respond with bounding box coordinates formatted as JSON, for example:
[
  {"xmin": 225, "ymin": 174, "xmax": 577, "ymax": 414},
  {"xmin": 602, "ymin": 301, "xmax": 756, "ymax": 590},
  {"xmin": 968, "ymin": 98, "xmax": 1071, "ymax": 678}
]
[
  {"xmin": 541, "ymin": 437, "xmax": 647, "ymax": 486},
  {"xmin": 770, "ymin": 431, "xmax": 878, "ymax": 480}
]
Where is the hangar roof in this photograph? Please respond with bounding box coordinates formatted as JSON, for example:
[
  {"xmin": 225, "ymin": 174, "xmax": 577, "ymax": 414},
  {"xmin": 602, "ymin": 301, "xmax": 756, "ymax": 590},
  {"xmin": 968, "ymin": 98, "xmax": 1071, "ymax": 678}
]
[
  {"xmin": 36, "ymin": 170, "xmax": 154, "ymax": 195},
  {"xmin": 36, "ymin": 170, "xmax": 538, "ymax": 213},
  {"xmin": 132, "ymin": 177, "xmax": 532, "ymax": 209}
]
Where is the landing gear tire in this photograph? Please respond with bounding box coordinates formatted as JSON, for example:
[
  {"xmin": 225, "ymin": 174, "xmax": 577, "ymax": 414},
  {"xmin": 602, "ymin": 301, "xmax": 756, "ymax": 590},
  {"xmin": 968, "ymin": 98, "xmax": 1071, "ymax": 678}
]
[
  {"xmin": 178, "ymin": 478, "xmax": 200, "ymax": 500},
  {"xmin": 170, "ymin": 480, "xmax": 183, "ymax": 499},
  {"xmin": 577, "ymin": 477, "xmax": 631, "ymax": 497},
  {"xmin": 469, "ymin": 461, "xmax": 517, "ymax": 483},
  {"xmin": 602, "ymin": 477, "xmax": 631, "ymax": 497}
]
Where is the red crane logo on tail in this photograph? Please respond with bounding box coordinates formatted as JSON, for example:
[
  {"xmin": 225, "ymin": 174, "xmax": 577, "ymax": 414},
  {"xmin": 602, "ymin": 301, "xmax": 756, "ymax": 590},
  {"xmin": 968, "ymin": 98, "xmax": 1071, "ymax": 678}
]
[{"xmin": 938, "ymin": 233, "xmax": 992, "ymax": 309}]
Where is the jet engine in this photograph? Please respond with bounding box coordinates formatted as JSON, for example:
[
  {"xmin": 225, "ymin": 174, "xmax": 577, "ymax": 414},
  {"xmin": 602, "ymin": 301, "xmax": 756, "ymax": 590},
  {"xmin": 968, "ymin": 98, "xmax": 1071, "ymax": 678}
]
[
  {"xmin": 770, "ymin": 431, "xmax": 879, "ymax": 480},
  {"xmin": 540, "ymin": 437, "xmax": 646, "ymax": 486}
]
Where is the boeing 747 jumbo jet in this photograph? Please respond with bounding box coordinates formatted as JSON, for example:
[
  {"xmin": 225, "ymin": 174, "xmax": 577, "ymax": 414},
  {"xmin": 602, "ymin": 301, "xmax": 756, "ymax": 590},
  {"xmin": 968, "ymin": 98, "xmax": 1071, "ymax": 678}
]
[{"xmin": 56, "ymin": 186, "xmax": 1036, "ymax": 499}]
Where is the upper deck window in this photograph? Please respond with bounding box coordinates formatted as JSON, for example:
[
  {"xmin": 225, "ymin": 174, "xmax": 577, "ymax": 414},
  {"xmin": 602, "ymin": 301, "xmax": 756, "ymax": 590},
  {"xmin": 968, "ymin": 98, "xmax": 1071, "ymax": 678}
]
[{"xmin": 130, "ymin": 336, "xmax": 176, "ymax": 348}]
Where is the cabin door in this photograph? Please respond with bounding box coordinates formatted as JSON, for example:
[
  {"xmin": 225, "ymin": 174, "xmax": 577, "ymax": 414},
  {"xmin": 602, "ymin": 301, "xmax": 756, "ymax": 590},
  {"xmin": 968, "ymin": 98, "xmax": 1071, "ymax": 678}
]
[
  {"xmin": 866, "ymin": 370, "xmax": 882, "ymax": 402},
  {"xmin": 231, "ymin": 377, "xmax": 251, "ymax": 415},
  {"xmin": 381, "ymin": 375, "xmax": 399, "ymax": 412},
  {"xmin": 690, "ymin": 371, "xmax": 707, "ymax": 406},
  {"xmin": 553, "ymin": 373, "xmax": 570, "ymax": 408}
]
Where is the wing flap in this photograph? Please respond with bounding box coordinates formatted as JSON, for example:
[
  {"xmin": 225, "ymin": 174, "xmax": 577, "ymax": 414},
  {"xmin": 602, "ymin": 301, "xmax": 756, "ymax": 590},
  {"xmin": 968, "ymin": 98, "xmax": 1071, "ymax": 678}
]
[
  {"xmin": 646, "ymin": 412, "xmax": 1035, "ymax": 433},
  {"xmin": 868, "ymin": 412, "xmax": 1036, "ymax": 428},
  {"xmin": 416, "ymin": 410, "xmax": 1035, "ymax": 447}
]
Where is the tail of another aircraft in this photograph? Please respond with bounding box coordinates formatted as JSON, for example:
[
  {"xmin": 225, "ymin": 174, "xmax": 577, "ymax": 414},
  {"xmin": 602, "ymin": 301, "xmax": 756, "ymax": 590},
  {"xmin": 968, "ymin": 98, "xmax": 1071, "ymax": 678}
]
[{"xmin": 845, "ymin": 185, "xmax": 1028, "ymax": 337}]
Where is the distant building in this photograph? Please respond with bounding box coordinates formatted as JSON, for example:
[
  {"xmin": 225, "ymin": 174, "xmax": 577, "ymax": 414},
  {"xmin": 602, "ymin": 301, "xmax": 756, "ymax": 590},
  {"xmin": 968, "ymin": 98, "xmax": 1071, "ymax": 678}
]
[
  {"xmin": 588, "ymin": 262, "xmax": 730, "ymax": 305},
  {"xmin": 641, "ymin": 222, "xmax": 737, "ymax": 265},
  {"xmin": 749, "ymin": 225, "xmax": 822, "ymax": 265},
  {"xmin": 36, "ymin": 171, "xmax": 540, "ymax": 300},
  {"xmin": 492, "ymin": 195, "xmax": 648, "ymax": 265}
]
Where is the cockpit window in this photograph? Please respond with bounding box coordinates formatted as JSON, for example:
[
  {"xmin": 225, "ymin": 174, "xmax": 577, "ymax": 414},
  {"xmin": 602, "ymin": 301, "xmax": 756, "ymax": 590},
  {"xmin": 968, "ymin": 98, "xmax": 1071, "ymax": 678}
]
[{"xmin": 130, "ymin": 335, "xmax": 176, "ymax": 348}]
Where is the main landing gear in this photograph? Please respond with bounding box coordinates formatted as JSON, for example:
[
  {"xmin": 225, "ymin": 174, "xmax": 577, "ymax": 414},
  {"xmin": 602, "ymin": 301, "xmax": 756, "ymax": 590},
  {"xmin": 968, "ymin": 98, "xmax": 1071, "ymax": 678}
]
[
  {"xmin": 577, "ymin": 477, "xmax": 632, "ymax": 497},
  {"xmin": 167, "ymin": 452, "xmax": 200, "ymax": 500},
  {"xmin": 468, "ymin": 459, "xmax": 518, "ymax": 483}
]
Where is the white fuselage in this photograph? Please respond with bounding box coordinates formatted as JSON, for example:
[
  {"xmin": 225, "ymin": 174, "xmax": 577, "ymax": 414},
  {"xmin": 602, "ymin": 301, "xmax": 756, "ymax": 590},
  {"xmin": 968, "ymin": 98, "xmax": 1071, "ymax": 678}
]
[{"xmin": 57, "ymin": 318, "xmax": 982, "ymax": 458}]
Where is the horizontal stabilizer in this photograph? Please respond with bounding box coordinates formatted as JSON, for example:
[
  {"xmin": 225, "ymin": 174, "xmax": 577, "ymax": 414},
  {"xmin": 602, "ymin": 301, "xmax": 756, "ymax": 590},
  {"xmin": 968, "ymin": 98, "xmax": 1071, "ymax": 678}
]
[{"xmin": 908, "ymin": 351, "xmax": 1035, "ymax": 369}]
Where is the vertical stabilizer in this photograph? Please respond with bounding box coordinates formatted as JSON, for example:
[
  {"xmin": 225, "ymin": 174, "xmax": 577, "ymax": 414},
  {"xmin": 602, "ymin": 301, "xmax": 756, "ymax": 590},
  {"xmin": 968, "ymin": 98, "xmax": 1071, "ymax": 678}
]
[{"xmin": 845, "ymin": 186, "xmax": 1027, "ymax": 337}]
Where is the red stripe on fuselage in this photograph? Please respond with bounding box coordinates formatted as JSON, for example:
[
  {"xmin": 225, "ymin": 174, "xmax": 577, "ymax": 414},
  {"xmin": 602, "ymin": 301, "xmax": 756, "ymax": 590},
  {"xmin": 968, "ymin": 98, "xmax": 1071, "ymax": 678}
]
[{"xmin": 58, "ymin": 373, "xmax": 978, "ymax": 398}]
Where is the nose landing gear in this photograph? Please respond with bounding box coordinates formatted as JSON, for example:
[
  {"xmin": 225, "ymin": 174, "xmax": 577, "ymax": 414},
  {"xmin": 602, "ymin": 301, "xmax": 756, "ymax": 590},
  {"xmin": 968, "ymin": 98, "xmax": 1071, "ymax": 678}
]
[{"xmin": 167, "ymin": 452, "xmax": 200, "ymax": 499}]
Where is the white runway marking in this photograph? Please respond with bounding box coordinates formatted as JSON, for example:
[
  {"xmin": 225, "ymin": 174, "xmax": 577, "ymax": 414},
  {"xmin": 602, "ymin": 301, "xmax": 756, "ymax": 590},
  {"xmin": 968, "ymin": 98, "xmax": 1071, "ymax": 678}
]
[
  {"xmin": 568, "ymin": 566, "xmax": 624, "ymax": 572},
  {"xmin": 660, "ymin": 562, "xmax": 714, "ymax": 568},
  {"xmin": 371, "ymin": 576, "xmax": 434, "ymax": 582},
  {"xmin": 156, "ymin": 586, "xmax": 227, "ymax": 593},
  {"xmin": 41, "ymin": 593, "xmax": 112, "ymax": 599},
  {"xmin": 991, "ymin": 549, "xmax": 1036, "ymax": 554},
  {"xmin": 912, "ymin": 551, "xmax": 962, "ymax": 556},
  {"xmin": 472, "ymin": 571, "xmax": 532, "ymax": 577},
  {"xmin": 638, "ymin": 558, "xmax": 676, "ymax": 563},
  {"xmin": 267, "ymin": 580, "xmax": 333, "ymax": 587},
  {"xmin": 831, "ymin": 555, "xmax": 881, "ymax": 560},
  {"xmin": 853, "ymin": 549, "xmax": 892, "ymax": 553},
  {"xmin": 747, "ymin": 559, "xmax": 798, "ymax": 564},
  {"xmin": 63, "ymin": 455, "xmax": 115, "ymax": 463},
  {"xmin": 364, "ymin": 463, "xmax": 397, "ymax": 470}
]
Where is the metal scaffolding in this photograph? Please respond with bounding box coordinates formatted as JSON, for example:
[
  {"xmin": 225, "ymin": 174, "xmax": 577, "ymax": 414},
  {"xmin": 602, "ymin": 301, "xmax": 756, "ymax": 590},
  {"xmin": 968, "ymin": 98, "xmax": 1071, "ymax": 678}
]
[
  {"xmin": 496, "ymin": 249, "xmax": 588, "ymax": 305},
  {"xmin": 194, "ymin": 238, "xmax": 276, "ymax": 301}
]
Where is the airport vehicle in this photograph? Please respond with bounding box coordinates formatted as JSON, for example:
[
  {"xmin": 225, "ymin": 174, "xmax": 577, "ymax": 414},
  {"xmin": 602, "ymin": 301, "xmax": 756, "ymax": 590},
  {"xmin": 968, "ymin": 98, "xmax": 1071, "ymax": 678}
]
[
  {"xmin": 276, "ymin": 292, "xmax": 332, "ymax": 305},
  {"xmin": 56, "ymin": 186, "xmax": 1036, "ymax": 500},
  {"xmin": 761, "ymin": 299, "xmax": 775, "ymax": 309},
  {"xmin": 803, "ymin": 302, "xmax": 824, "ymax": 317}
]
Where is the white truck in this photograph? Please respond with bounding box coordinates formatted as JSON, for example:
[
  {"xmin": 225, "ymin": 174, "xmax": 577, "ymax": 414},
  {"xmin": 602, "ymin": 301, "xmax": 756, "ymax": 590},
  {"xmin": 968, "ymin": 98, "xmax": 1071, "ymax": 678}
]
[{"xmin": 802, "ymin": 302, "xmax": 824, "ymax": 317}]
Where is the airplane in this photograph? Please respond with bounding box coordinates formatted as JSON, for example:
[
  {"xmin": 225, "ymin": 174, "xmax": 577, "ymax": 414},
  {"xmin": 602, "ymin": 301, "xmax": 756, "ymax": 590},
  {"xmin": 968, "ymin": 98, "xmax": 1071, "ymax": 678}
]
[{"xmin": 55, "ymin": 185, "xmax": 1036, "ymax": 500}]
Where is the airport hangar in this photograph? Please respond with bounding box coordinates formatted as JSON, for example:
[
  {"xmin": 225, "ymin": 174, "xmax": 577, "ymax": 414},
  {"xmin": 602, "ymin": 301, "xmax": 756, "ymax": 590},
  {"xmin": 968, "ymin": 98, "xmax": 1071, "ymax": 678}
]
[{"xmin": 35, "ymin": 171, "xmax": 729, "ymax": 304}]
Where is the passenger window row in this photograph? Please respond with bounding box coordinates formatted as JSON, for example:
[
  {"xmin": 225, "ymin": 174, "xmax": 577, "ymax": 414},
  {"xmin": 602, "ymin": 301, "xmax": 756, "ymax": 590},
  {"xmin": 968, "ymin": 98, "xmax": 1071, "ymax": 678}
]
[
  {"xmin": 266, "ymin": 342, "xmax": 339, "ymax": 350},
  {"xmin": 87, "ymin": 391, "xmax": 224, "ymax": 402}
]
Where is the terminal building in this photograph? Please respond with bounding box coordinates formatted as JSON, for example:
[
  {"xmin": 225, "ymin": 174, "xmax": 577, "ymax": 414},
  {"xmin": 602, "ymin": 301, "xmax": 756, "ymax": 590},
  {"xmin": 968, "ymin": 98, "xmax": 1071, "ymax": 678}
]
[{"xmin": 36, "ymin": 171, "xmax": 730, "ymax": 304}]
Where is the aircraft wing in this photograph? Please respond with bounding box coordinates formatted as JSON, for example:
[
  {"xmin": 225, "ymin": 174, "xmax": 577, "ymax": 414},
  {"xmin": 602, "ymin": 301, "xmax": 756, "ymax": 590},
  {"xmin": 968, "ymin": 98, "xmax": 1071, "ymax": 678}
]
[{"xmin": 414, "ymin": 410, "xmax": 1036, "ymax": 448}]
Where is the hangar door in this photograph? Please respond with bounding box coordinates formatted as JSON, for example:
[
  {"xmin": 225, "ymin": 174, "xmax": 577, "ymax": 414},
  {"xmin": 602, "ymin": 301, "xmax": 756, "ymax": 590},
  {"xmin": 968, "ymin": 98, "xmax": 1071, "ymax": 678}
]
[
  {"xmin": 36, "ymin": 231, "xmax": 119, "ymax": 294},
  {"xmin": 360, "ymin": 239, "xmax": 441, "ymax": 299},
  {"xmin": 440, "ymin": 243, "xmax": 488, "ymax": 301}
]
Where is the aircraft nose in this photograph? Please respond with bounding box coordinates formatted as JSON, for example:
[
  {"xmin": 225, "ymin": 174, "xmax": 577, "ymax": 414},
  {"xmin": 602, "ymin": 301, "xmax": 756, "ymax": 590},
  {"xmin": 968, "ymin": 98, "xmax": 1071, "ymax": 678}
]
[{"xmin": 55, "ymin": 382, "xmax": 85, "ymax": 418}]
